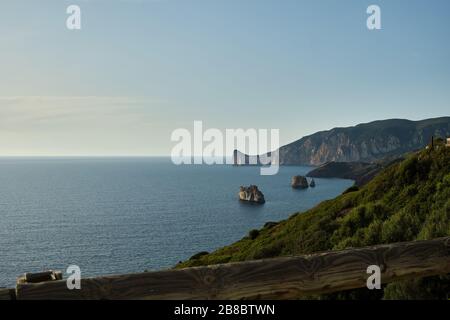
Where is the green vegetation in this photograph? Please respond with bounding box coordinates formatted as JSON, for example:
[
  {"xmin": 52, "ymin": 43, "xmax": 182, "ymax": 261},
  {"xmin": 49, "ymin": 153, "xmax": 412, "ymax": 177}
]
[
  {"xmin": 177, "ymin": 144, "xmax": 450, "ymax": 299},
  {"xmin": 248, "ymin": 229, "xmax": 260, "ymax": 240}
]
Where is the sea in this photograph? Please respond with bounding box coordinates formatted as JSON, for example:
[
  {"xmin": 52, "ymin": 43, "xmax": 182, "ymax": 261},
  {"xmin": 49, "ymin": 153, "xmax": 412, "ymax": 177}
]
[{"xmin": 0, "ymin": 157, "xmax": 353, "ymax": 287}]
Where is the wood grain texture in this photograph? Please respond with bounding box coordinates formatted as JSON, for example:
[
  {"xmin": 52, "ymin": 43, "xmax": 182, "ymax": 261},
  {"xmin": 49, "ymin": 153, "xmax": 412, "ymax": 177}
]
[
  {"xmin": 15, "ymin": 237, "xmax": 450, "ymax": 300},
  {"xmin": 0, "ymin": 288, "xmax": 15, "ymax": 300}
]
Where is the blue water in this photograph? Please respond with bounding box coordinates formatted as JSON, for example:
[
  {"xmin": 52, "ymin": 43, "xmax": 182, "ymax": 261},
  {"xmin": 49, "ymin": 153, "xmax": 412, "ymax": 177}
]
[{"xmin": 0, "ymin": 158, "xmax": 353, "ymax": 287}]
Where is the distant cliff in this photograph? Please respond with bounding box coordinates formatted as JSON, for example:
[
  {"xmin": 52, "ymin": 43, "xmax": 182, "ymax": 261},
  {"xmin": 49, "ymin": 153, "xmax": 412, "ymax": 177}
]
[
  {"xmin": 236, "ymin": 117, "xmax": 450, "ymax": 166},
  {"xmin": 279, "ymin": 117, "xmax": 450, "ymax": 165}
]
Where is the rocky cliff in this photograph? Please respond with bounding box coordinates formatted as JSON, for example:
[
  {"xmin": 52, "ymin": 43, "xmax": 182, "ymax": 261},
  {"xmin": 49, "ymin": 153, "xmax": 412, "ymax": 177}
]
[{"xmin": 277, "ymin": 117, "xmax": 450, "ymax": 165}]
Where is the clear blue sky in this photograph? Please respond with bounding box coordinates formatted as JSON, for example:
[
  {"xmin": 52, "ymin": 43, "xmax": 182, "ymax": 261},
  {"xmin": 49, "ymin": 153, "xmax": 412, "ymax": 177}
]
[{"xmin": 0, "ymin": 0, "xmax": 449, "ymax": 156}]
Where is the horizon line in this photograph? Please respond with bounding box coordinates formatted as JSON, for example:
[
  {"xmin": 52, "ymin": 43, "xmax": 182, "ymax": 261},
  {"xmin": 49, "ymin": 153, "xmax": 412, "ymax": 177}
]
[
  {"xmin": 0, "ymin": 155, "xmax": 238, "ymax": 158},
  {"xmin": 0, "ymin": 155, "xmax": 171, "ymax": 158}
]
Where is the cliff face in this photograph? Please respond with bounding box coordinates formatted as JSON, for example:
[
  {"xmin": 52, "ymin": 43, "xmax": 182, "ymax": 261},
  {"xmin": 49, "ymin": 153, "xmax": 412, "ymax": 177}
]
[{"xmin": 278, "ymin": 117, "xmax": 450, "ymax": 165}]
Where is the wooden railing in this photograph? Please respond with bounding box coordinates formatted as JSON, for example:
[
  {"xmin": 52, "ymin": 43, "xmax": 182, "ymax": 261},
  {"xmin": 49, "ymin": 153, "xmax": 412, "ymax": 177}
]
[{"xmin": 1, "ymin": 237, "xmax": 449, "ymax": 300}]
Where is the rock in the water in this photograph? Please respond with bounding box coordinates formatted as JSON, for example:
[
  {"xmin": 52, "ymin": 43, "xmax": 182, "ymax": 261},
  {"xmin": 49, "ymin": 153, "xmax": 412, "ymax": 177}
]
[
  {"xmin": 239, "ymin": 185, "xmax": 265, "ymax": 204},
  {"xmin": 309, "ymin": 178, "xmax": 316, "ymax": 187},
  {"xmin": 291, "ymin": 175, "xmax": 309, "ymax": 189}
]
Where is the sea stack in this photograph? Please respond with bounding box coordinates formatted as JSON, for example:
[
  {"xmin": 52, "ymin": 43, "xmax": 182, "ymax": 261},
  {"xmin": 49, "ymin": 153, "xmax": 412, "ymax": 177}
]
[
  {"xmin": 239, "ymin": 185, "xmax": 265, "ymax": 204},
  {"xmin": 291, "ymin": 175, "xmax": 309, "ymax": 189},
  {"xmin": 310, "ymin": 178, "xmax": 316, "ymax": 187}
]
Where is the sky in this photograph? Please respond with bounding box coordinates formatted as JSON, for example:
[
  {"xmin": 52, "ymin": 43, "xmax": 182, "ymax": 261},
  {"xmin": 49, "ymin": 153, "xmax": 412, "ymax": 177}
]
[{"xmin": 0, "ymin": 0, "xmax": 449, "ymax": 156}]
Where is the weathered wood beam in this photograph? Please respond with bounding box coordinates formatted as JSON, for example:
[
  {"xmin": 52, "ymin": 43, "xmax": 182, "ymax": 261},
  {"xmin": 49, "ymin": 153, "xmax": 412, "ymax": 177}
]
[
  {"xmin": 17, "ymin": 270, "xmax": 63, "ymax": 285},
  {"xmin": 0, "ymin": 288, "xmax": 15, "ymax": 300},
  {"xmin": 15, "ymin": 237, "xmax": 450, "ymax": 300}
]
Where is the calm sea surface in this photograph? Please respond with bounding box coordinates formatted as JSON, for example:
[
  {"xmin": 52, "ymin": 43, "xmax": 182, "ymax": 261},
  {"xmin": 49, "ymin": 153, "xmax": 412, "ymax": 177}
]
[{"xmin": 0, "ymin": 158, "xmax": 353, "ymax": 287}]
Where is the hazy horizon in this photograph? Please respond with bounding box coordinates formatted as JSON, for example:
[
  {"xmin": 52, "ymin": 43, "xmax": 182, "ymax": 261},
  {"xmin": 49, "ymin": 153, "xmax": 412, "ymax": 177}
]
[{"xmin": 0, "ymin": 115, "xmax": 449, "ymax": 157}]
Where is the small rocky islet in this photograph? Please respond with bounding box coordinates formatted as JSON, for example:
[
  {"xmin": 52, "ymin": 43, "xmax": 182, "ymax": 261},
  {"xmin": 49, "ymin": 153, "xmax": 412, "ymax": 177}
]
[
  {"xmin": 238, "ymin": 185, "xmax": 265, "ymax": 204},
  {"xmin": 238, "ymin": 176, "xmax": 316, "ymax": 204},
  {"xmin": 291, "ymin": 175, "xmax": 316, "ymax": 189}
]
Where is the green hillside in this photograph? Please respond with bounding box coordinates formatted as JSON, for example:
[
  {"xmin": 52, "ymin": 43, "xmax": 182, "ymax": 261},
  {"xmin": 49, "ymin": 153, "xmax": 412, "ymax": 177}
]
[{"xmin": 177, "ymin": 142, "xmax": 450, "ymax": 299}]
